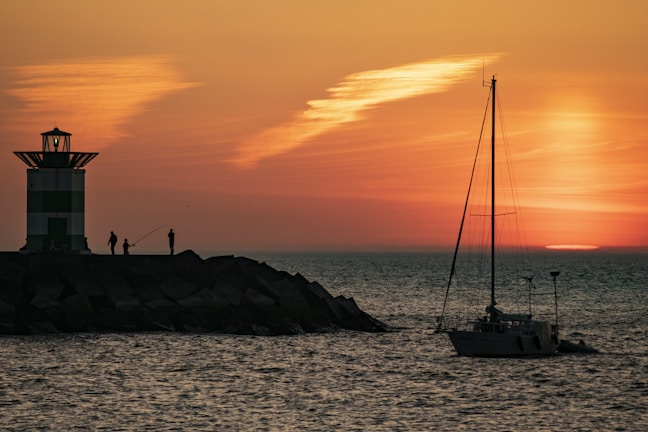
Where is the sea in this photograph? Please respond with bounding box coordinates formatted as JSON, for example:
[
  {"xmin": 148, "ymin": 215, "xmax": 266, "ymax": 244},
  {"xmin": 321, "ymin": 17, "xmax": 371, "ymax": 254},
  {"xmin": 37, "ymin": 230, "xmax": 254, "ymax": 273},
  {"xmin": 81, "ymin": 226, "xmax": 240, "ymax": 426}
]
[{"xmin": 0, "ymin": 250, "xmax": 646, "ymax": 431}]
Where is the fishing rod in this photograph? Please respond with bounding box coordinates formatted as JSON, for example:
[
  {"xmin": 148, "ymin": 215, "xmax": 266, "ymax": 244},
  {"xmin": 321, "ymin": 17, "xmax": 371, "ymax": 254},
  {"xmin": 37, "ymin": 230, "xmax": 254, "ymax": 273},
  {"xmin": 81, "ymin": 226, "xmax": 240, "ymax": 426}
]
[{"xmin": 130, "ymin": 224, "xmax": 166, "ymax": 247}]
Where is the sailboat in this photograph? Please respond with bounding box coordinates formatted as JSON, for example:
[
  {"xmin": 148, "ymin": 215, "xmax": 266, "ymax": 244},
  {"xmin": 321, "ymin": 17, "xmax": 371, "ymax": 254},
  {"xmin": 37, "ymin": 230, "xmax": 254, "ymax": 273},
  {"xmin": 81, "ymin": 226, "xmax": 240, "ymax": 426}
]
[{"xmin": 436, "ymin": 76, "xmax": 560, "ymax": 357}]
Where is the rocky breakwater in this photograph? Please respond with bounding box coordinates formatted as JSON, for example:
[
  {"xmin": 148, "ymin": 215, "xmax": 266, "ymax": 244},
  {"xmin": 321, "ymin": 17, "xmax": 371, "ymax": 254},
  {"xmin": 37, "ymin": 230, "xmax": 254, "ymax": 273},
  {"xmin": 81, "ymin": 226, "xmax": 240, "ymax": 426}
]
[{"xmin": 0, "ymin": 250, "xmax": 389, "ymax": 335}]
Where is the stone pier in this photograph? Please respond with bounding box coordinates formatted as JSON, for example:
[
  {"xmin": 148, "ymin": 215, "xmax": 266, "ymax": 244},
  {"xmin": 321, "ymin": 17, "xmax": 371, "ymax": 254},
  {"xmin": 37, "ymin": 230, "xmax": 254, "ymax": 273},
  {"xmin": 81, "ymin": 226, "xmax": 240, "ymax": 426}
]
[{"xmin": 0, "ymin": 250, "xmax": 389, "ymax": 335}]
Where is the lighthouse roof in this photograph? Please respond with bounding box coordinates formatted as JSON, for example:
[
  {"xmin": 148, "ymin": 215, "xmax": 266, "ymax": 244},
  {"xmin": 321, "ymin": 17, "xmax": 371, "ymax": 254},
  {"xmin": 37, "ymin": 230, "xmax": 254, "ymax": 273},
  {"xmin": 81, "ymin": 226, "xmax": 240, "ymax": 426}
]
[{"xmin": 41, "ymin": 127, "xmax": 71, "ymax": 136}]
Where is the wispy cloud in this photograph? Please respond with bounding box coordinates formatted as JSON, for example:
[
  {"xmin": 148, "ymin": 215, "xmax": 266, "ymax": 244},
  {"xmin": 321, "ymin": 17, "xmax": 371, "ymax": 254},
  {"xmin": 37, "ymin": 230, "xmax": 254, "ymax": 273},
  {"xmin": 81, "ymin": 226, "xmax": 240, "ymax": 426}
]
[
  {"xmin": 234, "ymin": 54, "xmax": 502, "ymax": 167},
  {"xmin": 5, "ymin": 55, "xmax": 199, "ymax": 148}
]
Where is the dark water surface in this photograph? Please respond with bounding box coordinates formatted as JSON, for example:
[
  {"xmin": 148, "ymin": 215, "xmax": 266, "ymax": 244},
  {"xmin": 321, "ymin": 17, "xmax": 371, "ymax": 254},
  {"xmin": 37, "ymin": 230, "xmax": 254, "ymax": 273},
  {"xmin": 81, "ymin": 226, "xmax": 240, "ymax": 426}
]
[{"xmin": 1, "ymin": 251, "xmax": 646, "ymax": 431}]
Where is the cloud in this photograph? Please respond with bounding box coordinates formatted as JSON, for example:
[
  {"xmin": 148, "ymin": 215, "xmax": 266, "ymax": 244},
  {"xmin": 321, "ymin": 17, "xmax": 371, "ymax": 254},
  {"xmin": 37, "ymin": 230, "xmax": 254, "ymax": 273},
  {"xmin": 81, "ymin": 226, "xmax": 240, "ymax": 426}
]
[
  {"xmin": 5, "ymin": 55, "xmax": 199, "ymax": 149},
  {"xmin": 234, "ymin": 53, "xmax": 503, "ymax": 167}
]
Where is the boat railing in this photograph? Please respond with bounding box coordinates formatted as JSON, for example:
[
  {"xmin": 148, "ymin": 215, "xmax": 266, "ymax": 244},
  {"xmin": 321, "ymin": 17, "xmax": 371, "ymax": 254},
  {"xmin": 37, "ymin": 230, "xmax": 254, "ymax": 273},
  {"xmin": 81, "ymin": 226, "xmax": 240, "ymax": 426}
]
[
  {"xmin": 438, "ymin": 315, "xmax": 542, "ymax": 334},
  {"xmin": 474, "ymin": 319, "xmax": 537, "ymax": 334},
  {"xmin": 436, "ymin": 316, "xmax": 472, "ymax": 332}
]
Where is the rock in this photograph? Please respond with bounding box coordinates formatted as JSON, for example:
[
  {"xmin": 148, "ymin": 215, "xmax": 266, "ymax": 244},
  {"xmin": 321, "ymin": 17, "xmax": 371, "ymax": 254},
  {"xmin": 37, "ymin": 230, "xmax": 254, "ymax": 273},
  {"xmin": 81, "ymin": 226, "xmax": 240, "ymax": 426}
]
[
  {"xmin": 146, "ymin": 296, "xmax": 182, "ymax": 315},
  {"xmin": 259, "ymin": 276, "xmax": 311, "ymax": 322},
  {"xmin": 0, "ymin": 251, "xmax": 390, "ymax": 335},
  {"xmin": 177, "ymin": 287, "xmax": 229, "ymax": 313},
  {"xmin": 30, "ymin": 281, "xmax": 65, "ymax": 325},
  {"xmin": 212, "ymin": 280, "xmax": 245, "ymax": 306},
  {"xmin": 0, "ymin": 279, "xmax": 23, "ymax": 305},
  {"xmin": 0, "ymin": 300, "xmax": 16, "ymax": 334},
  {"xmin": 139, "ymin": 308, "xmax": 176, "ymax": 331},
  {"xmin": 62, "ymin": 293, "xmax": 95, "ymax": 331},
  {"xmin": 63, "ymin": 293, "xmax": 94, "ymax": 315},
  {"xmin": 243, "ymin": 287, "xmax": 276, "ymax": 310},
  {"xmin": 161, "ymin": 275, "xmax": 198, "ymax": 300},
  {"xmin": 133, "ymin": 281, "xmax": 164, "ymax": 304},
  {"xmin": 18, "ymin": 306, "xmax": 58, "ymax": 334},
  {"xmin": 69, "ymin": 273, "xmax": 104, "ymax": 297},
  {"xmin": 302, "ymin": 281, "xmax": 344, "ymax": 327},
  {"xmin": 114, "ymin": 295, "xmax": 143, "ymax": 312},
  {"xmin": 31, "ymin": 281, "xmax": 65, "ymax": 300},
  {"xmin": 88, "ymin": 262, "xmax": 132, "ymax": 299},
  {"xmin": 0, "ymin": 256, "xmax": 25, "ymax": 284},
  {"xmin": 251, "ymin": 323, "xmax": 271, "ymax": 336},
  {"xmin": 26, "ymin": 320, "xmax": 59, "ymax": 334},
  {"xmin": 96, "ymin": 308, "xmax": 138, "ymax": 331}
]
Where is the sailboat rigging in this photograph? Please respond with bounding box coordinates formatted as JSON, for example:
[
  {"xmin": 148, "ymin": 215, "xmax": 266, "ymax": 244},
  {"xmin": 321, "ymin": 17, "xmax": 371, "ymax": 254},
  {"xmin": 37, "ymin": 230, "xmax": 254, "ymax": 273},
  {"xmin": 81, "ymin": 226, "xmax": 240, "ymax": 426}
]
[{"xmin": 436, "ymin": 76, "xmax": 560, "ymax": 357}]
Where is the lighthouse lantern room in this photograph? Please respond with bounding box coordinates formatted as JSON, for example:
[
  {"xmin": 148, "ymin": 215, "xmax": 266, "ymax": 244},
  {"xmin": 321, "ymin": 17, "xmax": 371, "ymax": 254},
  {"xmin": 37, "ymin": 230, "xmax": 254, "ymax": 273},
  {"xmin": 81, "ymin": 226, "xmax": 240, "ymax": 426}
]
[{"xmin": 14, "ymin": 128, "xmax": 98, "ymax": 253}]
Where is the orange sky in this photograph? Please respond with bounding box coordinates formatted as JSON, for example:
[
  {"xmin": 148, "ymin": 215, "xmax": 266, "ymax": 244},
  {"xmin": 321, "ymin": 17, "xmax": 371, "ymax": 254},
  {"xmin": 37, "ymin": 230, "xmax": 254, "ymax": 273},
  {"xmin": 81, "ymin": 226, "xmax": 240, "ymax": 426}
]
[{"xmin": 1, "ymin": 1, "xmax": 647, "ymax": 253}]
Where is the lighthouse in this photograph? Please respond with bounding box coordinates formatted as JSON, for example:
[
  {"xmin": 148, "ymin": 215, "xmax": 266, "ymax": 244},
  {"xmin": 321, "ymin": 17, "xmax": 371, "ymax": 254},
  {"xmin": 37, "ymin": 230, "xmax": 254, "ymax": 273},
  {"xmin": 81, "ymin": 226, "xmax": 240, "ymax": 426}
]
[{"xmin": 14, "ymin": 128, "xmax": 98, "ymax": 253}]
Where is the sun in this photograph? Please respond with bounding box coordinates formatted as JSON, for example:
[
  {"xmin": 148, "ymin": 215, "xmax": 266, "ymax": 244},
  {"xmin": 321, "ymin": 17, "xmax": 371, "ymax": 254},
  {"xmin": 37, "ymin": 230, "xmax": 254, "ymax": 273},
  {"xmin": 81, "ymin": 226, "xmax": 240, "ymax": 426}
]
[{"xmin": 545, "ymin": 245, "xmax": 599, "ymax": 251}]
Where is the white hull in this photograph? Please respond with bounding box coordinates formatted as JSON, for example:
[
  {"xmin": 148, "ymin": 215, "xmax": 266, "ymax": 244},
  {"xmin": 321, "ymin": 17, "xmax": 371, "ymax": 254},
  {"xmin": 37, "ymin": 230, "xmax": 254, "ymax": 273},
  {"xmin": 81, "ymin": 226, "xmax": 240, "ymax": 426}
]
[{"xmin": 447, "ymin": 328, "xmax": 558, "ymax": 357}]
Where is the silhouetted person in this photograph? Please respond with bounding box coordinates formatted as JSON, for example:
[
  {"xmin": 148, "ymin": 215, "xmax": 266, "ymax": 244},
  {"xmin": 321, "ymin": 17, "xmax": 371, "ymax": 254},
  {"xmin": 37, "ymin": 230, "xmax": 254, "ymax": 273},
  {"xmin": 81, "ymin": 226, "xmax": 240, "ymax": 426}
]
[
  {"xmin": 108, "ymin": 231, "xmax": 118, "ymax": 255},
  {"xmin": 123, "ymin": 239, "xmax": 130, "ymax": 255},
  {"xmin": 168, "ymin": 229, "xmax": 175, "ymax": 255}
]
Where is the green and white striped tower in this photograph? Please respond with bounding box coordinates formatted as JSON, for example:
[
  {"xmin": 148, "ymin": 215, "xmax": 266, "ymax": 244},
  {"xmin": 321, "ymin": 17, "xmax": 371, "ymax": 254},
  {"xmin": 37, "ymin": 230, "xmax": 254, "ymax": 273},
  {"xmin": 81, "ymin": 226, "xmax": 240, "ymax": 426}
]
[{"xmin": 14, "ymin": 128, "xmax": 98, "ymax": 253}]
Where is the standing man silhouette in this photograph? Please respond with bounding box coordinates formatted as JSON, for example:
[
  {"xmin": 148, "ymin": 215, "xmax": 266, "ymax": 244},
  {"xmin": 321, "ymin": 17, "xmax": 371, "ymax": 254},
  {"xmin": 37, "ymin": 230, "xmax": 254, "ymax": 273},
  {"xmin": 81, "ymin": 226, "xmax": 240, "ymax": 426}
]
[
  {"xmin": 123, "ymin": 238, "xmax": 130, "ymax": 255},
  {"xmin": 107, "ymin": 231, "xmax": 118, "ymax": 255},
  {"xmin": 168, "ymin": 229, "xmax": 175, "ymax": 255}
]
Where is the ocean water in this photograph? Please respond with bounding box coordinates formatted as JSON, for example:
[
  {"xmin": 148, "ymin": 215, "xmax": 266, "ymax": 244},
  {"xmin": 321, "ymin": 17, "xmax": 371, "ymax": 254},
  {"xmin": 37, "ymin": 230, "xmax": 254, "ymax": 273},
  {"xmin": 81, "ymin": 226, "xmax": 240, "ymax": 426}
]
[{"xmin": 0, "ymin": 251, "xmax": 646, "ymax": 431}]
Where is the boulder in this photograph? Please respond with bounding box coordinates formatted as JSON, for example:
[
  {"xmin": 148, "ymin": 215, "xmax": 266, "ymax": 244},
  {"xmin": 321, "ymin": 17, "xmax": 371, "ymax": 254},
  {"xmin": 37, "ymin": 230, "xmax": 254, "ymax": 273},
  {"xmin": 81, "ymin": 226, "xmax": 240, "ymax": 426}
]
[
  {"xmin": 178, "ymin": 287, "xmax": 229, "ymax": 313},
  {"xmin": 212, "ymin": 279, "xmax": 245, "ymax": 306},
  {"xmin": 96, "ymin": 308, "xmax": 138, "ymax": 331},
  {"xmin": 260, "ymin": 276, "xmax": 315, "ymax": 323},
  {"xmin": 146, "ymin": 296, "xmax": 183, "ymax": 316},
  {"xmin": 0, "ymin": 300, "xmax": 16, "ymax": 334},
  {"xmin": 0, "ymin": 256, "xmax": 25, "ymax": 284},
  {"xmin": 31, "ymin": 281, "xmax": 65, "ymax": 300},
  {"xmin": 0, "ymin": 280, "xmax": 23, "ymax": 304},
  {"xmin": 91, "ymin": 263, "xmax": 133, "ymax": 300},
  {"xmin": 30, "ymin": 282, "xmax": 65, "ymax": 324},
  {"xmin": 114, "ymin": 295, "xmax": 143, "ymax": 312},
  {"xmin": 62, "ymin": 294, "xmax": 96, "ymax": 331},
  {"xmin": 19, "ymin": 306, "xmax": 59, "ymax": 334},
  {"xmin": 243, "ymin": 287, "xmax": 277, "ymax": 310},
  {"xmin": 69, "ymin": 273, "xmax": 104, "ymax": 297},
  {"xmin": 161, "ymin": 275, "xmax": 199, "ymax": 301}
]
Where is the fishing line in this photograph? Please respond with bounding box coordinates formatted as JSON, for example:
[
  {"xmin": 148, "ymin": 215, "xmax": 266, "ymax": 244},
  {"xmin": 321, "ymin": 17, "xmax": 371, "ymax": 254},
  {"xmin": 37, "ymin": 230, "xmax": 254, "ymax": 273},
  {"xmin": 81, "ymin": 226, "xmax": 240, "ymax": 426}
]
[{"xmin": 130, "ymin": 224, "xmax": 167, "ymax": 246}]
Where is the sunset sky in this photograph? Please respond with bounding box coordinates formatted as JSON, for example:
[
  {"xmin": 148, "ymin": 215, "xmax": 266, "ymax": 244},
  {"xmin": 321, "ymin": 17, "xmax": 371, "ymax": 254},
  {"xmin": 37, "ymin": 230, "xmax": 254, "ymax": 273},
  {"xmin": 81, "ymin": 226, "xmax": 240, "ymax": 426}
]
[{"xmin": 1, "ymin": 1, "xmax": 647, "ymax": 253}]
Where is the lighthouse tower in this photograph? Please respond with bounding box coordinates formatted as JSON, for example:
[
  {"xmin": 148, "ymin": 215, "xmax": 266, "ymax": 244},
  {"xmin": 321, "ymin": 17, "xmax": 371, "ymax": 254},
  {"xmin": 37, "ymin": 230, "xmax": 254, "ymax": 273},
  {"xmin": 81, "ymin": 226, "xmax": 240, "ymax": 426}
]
[{"xmin": 14, "ymin": 128, "xmax": 98, "ymax": 253}]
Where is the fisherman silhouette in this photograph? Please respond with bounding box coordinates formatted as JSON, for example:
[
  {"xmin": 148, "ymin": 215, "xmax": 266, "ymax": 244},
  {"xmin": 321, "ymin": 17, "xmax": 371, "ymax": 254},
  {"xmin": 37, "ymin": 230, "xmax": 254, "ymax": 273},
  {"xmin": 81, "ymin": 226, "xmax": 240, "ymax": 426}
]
[
  {"xmin": 108, "ymin": 231, "xmax": 118, "ymax": 255},
  {"xmin": 123, "ymin": 239, "xmax": 130, "ymax": 255},
  {"xmin": 168, "ymin": 228, "xmax": 175, "ymax": 255}
]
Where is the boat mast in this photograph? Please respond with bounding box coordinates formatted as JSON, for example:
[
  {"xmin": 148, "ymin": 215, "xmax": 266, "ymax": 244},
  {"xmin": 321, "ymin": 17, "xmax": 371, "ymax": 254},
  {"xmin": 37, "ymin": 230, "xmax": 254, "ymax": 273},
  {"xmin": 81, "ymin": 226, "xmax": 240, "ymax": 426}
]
[{"xmin": 490, "ymin": 76, "xmax": 496, "ymax": 313}]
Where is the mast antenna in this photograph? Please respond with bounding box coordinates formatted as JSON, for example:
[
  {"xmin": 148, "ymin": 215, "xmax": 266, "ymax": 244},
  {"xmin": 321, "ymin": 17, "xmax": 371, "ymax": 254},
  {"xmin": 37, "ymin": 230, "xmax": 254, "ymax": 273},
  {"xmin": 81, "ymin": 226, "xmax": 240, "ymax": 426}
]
[{"xmin": 482, "ymin": 58, "xmax": 485, "ymax": 86}]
